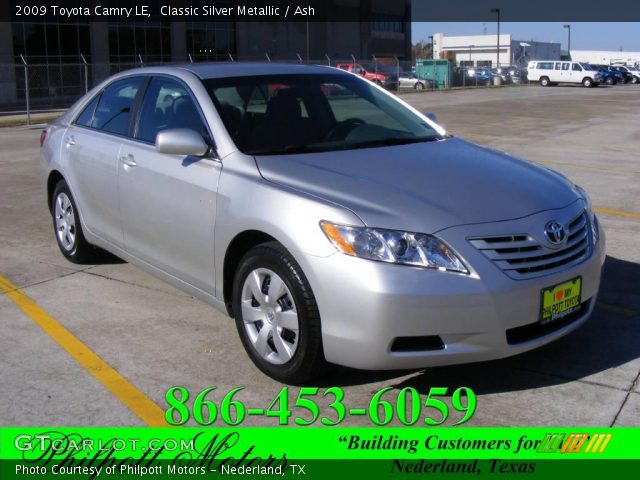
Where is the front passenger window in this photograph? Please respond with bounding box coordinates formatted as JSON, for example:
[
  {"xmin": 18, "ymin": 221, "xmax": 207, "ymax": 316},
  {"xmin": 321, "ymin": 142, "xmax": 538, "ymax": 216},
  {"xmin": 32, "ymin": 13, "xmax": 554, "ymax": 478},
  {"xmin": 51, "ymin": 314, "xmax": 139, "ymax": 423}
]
[
  {"xmin": 136, "ymin": 77, "xmax": 207, "ymax": 144},
  {"xmin": 572, "ymin": 64, "xmax": 582, "ymax": 72}
]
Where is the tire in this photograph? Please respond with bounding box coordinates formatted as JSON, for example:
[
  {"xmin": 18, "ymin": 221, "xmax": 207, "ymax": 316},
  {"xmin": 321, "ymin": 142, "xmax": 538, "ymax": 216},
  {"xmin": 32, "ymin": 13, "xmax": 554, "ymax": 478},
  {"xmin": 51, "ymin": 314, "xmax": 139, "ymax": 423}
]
[
  {"xmin": 582, "ymin": 77, "xmax": 593, "ymax": 88},
  {"xmin": 51, "ymin": 180, "xmax": 98, "ymax": 263},
  {"xmin": 232, "ymin": 241, "xmax": 328, "ymax": 384},
  {"xmin": 539, "ymin": 77, "xmax": 550, "ymax": 87},
  {"xmin": 414, "ymin": 82, "xmax": 424, "ymax": 90},
  {"xmin": 632, "ymin": 76, "xmax": 639, "ymax": 84},
  {"xmin": 606, "ymin": 77, "xmax": 614, "ymax": 85}
]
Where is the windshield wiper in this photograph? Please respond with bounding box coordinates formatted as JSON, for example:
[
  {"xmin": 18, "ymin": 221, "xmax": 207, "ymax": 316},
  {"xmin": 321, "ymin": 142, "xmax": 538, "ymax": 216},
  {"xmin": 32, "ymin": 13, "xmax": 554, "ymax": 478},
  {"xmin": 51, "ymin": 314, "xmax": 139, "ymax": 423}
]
[
  {"xmin": 246, "ymin": 144, "xmax": 327, "ymax": 156},
  {"xmin": 246, "ymin": 136, "xmax": 440, "ymax": 156},
  {"xmin": 340, "ymin": 136, "xmax": 440, "ymax": 150}
]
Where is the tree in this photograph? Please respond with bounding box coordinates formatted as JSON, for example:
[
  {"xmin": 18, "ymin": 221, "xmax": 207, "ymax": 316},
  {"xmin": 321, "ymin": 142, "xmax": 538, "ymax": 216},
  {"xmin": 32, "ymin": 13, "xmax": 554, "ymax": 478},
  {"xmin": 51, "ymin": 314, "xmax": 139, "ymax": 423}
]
[{"xmin": 412, "ymin": 40, "xmax": 433, "ymax": 61}]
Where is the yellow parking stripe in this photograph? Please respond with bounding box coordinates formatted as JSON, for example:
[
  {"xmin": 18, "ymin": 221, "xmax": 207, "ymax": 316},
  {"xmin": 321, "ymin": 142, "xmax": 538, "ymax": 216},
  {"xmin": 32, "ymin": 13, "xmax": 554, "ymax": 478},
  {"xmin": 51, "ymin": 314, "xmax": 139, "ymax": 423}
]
[
  {"xmin": 594, "ymin": 207, "xmax": 640, "ymax": 219},
  {"xmin": 596, "ymin": 302, "xmax": 637, "ymax": 317},
  {"xmin": 0, "ymin": 273, "xmax": 167, "ymax": 427}
]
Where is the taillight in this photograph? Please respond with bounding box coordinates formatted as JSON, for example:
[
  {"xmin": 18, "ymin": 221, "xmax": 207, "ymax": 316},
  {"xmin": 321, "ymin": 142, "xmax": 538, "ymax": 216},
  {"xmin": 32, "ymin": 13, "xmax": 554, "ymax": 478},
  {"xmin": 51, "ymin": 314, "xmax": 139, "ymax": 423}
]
[{"xmin": 40, "ymin": 129, "xmax": 47, "ymax": 148}]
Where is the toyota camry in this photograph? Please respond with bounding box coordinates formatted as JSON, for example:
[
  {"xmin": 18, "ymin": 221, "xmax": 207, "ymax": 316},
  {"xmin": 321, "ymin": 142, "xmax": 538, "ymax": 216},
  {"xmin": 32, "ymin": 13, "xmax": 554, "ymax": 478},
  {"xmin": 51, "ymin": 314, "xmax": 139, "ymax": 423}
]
[{"xmin": 40, "ymin": 63, "xmax": 605, "ymax": 383}]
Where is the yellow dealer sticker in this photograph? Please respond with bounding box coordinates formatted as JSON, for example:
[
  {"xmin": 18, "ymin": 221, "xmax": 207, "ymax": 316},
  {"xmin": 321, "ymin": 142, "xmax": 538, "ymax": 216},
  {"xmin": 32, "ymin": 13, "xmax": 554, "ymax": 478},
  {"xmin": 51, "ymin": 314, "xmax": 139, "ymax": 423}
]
[{"xmin": 540, "ymin": 276, "xmax": 582, "ymax": 324}]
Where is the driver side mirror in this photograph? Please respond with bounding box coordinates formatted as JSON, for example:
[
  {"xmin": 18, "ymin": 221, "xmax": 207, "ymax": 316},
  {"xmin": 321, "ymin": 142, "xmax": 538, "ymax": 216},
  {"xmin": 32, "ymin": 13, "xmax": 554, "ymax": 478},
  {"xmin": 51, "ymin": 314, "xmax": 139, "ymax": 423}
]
[
  {"xmin": 423, "ymin": 112, "xmax": 438, "ymax": 123},
  {"xmin": 155, "ymin": 128, "xmax": 209, "ymax": 156}
]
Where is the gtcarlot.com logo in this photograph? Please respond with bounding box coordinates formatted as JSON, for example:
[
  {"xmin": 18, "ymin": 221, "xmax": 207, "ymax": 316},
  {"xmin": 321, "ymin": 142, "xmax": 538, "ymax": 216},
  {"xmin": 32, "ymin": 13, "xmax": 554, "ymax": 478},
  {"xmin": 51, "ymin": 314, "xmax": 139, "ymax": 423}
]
[{"xmin": 537, "ymin": 433, "xmax": 612, "ymax": 454}]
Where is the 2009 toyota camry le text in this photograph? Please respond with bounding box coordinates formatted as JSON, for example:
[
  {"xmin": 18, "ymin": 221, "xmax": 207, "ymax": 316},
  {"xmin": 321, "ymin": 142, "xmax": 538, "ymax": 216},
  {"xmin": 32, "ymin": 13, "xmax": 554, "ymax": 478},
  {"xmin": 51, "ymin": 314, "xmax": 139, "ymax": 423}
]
[{"xmin": 40, "ymin": 63, "xmax": 605, "ymax": 383}]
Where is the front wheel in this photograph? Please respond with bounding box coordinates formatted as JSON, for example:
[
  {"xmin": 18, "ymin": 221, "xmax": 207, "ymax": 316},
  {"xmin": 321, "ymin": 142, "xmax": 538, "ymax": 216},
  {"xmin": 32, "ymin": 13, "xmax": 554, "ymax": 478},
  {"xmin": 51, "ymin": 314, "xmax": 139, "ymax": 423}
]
[
  {"xmin": 582, "ymin": 77, "xmax": 593, "ymax": 87},
  {"xmin": 414, "ymin": 82, "xmax": 424, "ymax": 90},
  {"xmin": 606, "ymin": 77, "xmax": 614, "ymax": 85},
  {"xmin": 232, "ymin": 242, "xmax": 328, "ymax": 384},
  {"xmin": 51, "ymin": 180, "xmax": 98, "ymax": 263},
  {"xmin": 632, "ymin": 76, "xmax": 639, "ymax": 84}
]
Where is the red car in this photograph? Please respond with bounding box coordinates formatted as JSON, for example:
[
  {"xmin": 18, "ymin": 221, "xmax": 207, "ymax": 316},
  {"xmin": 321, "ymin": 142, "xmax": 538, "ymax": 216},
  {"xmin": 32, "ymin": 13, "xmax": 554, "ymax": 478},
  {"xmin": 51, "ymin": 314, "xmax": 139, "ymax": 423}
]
[{"xmin": 335, "ymin": 63, "xmax": 398, "ymax": 89}]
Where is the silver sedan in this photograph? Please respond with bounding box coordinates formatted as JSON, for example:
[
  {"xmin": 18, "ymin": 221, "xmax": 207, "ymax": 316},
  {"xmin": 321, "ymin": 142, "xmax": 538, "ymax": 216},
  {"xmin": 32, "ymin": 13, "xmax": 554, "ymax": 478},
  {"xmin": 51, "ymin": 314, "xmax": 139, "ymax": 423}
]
[
  {"xmin": 41, "ymin": 63, "xmax": 605, "ymax": 383},
  {"xmin": 398, "ymin": 72, "xmax": 433, "ymax": 90}
]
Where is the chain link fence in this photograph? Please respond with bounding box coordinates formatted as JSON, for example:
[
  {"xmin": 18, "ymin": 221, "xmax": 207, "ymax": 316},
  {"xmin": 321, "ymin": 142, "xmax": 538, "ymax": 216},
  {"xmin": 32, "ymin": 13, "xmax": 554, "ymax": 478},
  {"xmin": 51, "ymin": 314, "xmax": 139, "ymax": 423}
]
[{"xmin": 0, "ymin": 55, "xmax": 532, "ymax": 124}]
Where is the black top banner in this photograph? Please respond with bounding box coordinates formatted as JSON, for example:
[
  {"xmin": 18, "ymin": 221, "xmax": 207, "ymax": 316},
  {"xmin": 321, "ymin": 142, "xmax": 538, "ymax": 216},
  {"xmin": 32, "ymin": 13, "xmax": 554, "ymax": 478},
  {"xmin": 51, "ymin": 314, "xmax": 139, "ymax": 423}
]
[{"xmin": 4, "ymin": 0, "xmax": 640, "ymax": 22}]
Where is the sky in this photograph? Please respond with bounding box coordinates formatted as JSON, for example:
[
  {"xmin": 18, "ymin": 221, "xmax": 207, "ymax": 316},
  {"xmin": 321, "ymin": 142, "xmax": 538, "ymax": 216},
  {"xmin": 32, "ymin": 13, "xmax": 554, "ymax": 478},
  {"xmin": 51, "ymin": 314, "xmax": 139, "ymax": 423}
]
[{"xmin": 412, "ymin": 23, "xmax": 640, "ymax": 52}]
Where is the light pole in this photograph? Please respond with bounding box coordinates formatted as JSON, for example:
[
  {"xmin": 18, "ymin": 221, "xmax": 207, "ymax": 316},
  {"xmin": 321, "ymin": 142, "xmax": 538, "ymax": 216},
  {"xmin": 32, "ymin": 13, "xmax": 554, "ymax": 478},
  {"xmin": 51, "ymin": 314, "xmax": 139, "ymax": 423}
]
[
  {"xmin": 469, "ymin": 45, "xmax": 474, "ymax": 63},
  {"xmin": 428, "ymin": 36, "xmax": 434, "ymax": 89},
  {"xmin": 491, "ymin": 8, "xmax": 500, "ymax": 68},
  {"xmin": 563, "ymin": 24, "xmax": 571, "ymax": 59}
]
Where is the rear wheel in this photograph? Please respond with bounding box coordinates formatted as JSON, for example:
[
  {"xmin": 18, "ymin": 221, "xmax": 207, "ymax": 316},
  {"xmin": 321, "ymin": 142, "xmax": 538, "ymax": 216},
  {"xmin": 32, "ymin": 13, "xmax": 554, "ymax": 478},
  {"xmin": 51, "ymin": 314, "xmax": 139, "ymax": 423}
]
[
  {"xmin": 51, "ymin": 180, "xmax": 98, "ymax": 263},
  {"xmin": 539, "ymin": 77, "xmax": 550, "ymax": 87},
  {"xmin": 232, "ymin": 242, "xmax": 328, "ymax": 384}
]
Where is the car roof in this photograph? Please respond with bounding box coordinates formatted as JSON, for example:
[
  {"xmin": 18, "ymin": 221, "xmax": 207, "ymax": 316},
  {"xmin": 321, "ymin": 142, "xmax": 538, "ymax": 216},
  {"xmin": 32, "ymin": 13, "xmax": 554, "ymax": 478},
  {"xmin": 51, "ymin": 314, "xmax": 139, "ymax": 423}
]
[
  {"xmin": 179, "ymin": 62, "xmax": 342, "ymax": 79},
  {"xmin": 112, "ymin": 62, "xmax": 347, "ymax": 81}
]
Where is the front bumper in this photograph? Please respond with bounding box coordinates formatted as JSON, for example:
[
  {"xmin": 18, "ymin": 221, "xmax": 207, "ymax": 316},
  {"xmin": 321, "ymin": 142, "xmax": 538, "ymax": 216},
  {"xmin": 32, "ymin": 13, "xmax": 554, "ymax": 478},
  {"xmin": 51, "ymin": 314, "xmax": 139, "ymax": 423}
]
[{"xmin": 296, "ymin": 203, "xmax": 606, "ymax": 370}]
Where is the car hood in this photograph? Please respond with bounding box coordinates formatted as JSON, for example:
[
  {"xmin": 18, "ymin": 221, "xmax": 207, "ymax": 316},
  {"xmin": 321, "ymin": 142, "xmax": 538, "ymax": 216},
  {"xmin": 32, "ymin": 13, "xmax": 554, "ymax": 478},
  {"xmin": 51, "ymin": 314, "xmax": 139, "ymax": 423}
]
[{"xmin": 254, "ymin": 137, "xmax": 578, "ymax": 233}]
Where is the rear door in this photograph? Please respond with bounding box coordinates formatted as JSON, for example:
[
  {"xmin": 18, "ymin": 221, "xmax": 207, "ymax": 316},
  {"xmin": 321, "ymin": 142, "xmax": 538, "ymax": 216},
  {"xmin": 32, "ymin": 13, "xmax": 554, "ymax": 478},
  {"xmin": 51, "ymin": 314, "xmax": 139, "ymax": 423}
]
[
  {"xmin": 63, "ymin": 76, "xmax": 145, "ymax": 247},
  {"xmin": 118, "ymin": 75, "xmax": 220, "ymax": 293}
]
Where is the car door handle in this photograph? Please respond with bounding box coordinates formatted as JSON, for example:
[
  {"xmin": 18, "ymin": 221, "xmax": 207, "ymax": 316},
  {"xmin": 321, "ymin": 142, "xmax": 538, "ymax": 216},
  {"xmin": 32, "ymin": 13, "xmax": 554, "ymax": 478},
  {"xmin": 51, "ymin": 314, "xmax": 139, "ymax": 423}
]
[
  {"xmin": 119, "ymin": 154, "xmax": 137, "ymax": 167},
  {"xmin": 65, "ymin": 136, "xmax": 76, "ymax": 146}
]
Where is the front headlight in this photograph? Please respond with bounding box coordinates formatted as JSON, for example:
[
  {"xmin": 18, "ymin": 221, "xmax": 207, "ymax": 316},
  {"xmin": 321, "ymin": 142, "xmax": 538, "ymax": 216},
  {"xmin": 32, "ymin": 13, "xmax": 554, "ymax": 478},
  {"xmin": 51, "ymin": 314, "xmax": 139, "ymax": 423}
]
[
  {"xmin": 320, "ymin": 221, "xmax": 469, "ymax": 273},
  {"xmin": 575, "ymin": 185, "xmax": 599, "ymax": 244}
]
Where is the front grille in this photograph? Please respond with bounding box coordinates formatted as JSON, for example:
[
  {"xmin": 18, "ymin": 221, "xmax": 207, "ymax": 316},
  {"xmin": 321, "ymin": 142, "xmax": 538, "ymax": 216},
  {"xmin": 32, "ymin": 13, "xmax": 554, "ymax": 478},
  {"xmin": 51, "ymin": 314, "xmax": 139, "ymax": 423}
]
[
  {"xmin": 469, "ymin": 211, "xmax": 591, "ymax": 279},
  {"xmin": 506, "ymin": 300, "xmax": 590, "ymax": 344}
]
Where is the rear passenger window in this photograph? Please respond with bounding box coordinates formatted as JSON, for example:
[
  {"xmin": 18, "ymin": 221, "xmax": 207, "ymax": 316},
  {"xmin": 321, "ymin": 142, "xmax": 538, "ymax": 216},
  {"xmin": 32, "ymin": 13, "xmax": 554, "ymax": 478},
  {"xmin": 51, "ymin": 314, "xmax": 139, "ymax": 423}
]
[
  {"xmin": 74, "ymin": 95, "xmax": 99, "ymax": 127},
  {"xmin": 92, "ymin": 77, "xmax": 143, "ymax": 136},
  {"xmin": 135, "ymin": 77, "xmax": 206, "ymax": 144}
]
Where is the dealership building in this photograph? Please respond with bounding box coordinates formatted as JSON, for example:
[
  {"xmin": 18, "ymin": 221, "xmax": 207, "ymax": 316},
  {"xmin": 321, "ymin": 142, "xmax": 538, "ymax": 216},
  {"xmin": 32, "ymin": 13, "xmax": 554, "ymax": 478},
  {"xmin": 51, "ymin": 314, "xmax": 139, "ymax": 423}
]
[
  {"xmin": 0, "ymin": 0, "xmax": 411, "ymax": 107},
  {"xmin": 569, "ymin": 50, "xmax": 640, "ymax": 66},
  {"xmin": 432, "ymin": 33, "xmax": 561, "ymax": 67}
]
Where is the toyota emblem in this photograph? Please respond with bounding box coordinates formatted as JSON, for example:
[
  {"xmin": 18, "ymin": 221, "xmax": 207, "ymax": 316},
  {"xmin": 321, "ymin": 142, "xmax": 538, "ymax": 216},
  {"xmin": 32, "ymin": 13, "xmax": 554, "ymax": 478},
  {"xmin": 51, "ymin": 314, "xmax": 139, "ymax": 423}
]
[{"xmin": 544, "ymin": 221, "xmax": 566, "ymax": 245}]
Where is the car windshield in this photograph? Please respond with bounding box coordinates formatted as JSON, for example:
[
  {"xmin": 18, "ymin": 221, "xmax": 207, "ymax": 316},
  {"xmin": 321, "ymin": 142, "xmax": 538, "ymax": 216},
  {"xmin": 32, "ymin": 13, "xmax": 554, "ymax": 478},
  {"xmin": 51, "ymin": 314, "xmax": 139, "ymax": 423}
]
[{"xmin": 203, "ymin": 73, "xmax": 443, "ymax": 155}]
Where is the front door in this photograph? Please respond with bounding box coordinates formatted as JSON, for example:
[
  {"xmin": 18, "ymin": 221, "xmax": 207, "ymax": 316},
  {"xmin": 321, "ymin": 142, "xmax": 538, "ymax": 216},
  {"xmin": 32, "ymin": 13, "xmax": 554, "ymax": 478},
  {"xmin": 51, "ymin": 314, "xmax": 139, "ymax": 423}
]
[{"xmin": 118, "ymin": 76, "xmax": 220, "ymax": 294}]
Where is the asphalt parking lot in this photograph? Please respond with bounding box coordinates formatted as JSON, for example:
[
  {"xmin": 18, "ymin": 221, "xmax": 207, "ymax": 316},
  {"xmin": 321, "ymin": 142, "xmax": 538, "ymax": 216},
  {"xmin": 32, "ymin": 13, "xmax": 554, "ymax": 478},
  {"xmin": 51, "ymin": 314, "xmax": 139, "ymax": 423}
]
[{"xmin": 1, "ymin": 84, "xmax": 639, "ymax": 427}]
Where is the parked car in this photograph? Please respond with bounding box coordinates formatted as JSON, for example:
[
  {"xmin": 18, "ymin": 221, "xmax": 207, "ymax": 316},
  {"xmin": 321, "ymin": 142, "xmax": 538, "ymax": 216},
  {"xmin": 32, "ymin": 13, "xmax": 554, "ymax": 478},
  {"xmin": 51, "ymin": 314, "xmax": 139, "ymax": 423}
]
[
  {"xmin": 490, "ymin": 68, "xmax": 509, "ymax": 84},
  {"xmin": 453, "ymin": 67, "xmax": 493, "ymax": 86},
  {"xmin": 335, "ymin": 62, "xmax": 398, "ymax": 89},
  {"xmin": 398, "ymin": 72, "xmax": 433, "ymax": 90},
  {"xmin": 527, "ymin": 61, "xmax": 602, "ymax": 87},
  {"xmin": 590, "ymin": 64, "xmax": 619, "ymax": 85},
  {"xmin": 612, "ymin": 65, "xmax": 640, "ymax": 84},
  {"xmin": 474, "ymin": 68, "xmax": 499, "ymax": 85},
  {"xmin": 592, "ymin": 65, "xmax": 625, "ymax": 85},
  {"xmin": 610, "ymin": 66, "xmax": 634, "ymax": 84},
  {"xmin": 493, "ymin": 66, "xmax": 520, "ymax": 84},
  {"xmin": 41, "ymin": 63, "xmax": 605, "ymax": 383}
]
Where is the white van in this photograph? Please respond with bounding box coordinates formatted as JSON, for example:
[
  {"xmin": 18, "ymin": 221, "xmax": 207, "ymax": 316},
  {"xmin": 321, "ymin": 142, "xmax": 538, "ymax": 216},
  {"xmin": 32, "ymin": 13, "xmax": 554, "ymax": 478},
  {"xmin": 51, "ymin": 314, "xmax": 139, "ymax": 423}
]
[{"xmin": 527, "ymin": 61, "xmax": 602, "ymax": 87}]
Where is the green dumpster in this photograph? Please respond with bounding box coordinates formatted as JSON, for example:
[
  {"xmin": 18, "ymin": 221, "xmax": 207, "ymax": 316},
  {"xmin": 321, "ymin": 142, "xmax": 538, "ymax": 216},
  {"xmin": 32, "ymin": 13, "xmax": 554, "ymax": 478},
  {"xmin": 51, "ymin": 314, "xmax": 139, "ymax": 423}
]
[{"xmin": 415, "ymin": 59, "xmax": 452, "ymax": 89}]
